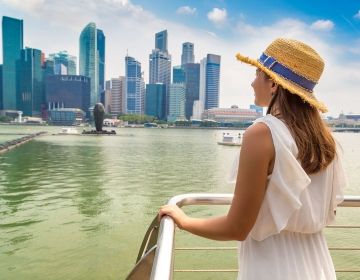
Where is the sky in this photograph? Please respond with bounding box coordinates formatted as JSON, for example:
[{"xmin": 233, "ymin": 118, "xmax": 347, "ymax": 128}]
[{"xmin": 1, "ymin": 0, "xmax": 360, "ymax": 116}]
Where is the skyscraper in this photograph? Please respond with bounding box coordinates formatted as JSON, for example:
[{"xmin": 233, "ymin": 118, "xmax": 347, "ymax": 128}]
[
  {"xmin": 0, "ymin": 65, "xmax": 3, "ymax": 109},
  {"xmin": 145, "ymin": 83, "xmax": 166, "ymax": 120},
  {"xmin": 191, "ymin": 57, "xmax": 207, "ymax": 119},
  {"xmin": 79, "ymin": 22, "xmax": 98, "ymax": 108},
  {"xmin": 205, "ymin": 54, "xmax": 221, "ymax": 110},
  {"xmin": 110, "ymin": 76, "xmax": 126, "ymax": 117},
  {"xmin": 48, "ymin": 51, "xmax": 77, "ymax": 75},
  {"xmin": 17, "ymin": 48, "xmax": 43, "ymax": 116},
  {"xmin": 97, "ymin": 29, "xmax": 105, "ymax": 99},
  {"xmin": 181, "ymin": 42, "xmax": 194, "ymax": 65},
  {"xmin": 168, "ymin": 83, "xmax": 186, "ymax": 122},
  {"xmin": 155, "ymin": 30, "xmax": 168, "ymax": 52},
  {"xmin": 126, "ymin": 56, "xmax": 144, "ymax": 114},
  {"xmin": 149, "ymin": 30, "xmax": 171, "ymax": 116},
  {"xmin": 2, "ymin": 16, "xmax": 23, "ymax": 110},
  {"xmin": 173, "ymin": 66, "xmax": 185, "ymax": 83},
  {"xmin": 184, "ymin": 63, "xmax": 200, "ymax": 120}
]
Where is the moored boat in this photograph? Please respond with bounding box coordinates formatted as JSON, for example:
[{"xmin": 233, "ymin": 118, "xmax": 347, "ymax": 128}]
[{"xmin": 59, "ymin": 127, "xmax": 79, "ymax": 135}]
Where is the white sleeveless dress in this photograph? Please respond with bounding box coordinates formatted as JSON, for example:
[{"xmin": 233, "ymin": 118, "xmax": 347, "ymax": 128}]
[{"xmin": 233, "ymin": 115, "xmax": 346, "ymax": 280}]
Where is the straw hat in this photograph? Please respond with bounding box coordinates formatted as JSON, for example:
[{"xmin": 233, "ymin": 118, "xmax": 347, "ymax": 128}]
[{"xmin": 236, "ymin": 38, "xmax": 327, "ymax": 112}]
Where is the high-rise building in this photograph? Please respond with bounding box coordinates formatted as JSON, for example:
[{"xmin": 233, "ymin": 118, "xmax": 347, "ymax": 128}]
[
  {"xmin": 183, "ymin": 63, "xmax": 200, "ymax": 120},
  {"xmin": 79, "ymin": 22, "xmax": 98, "ymax": 108},
  {"xmin": 0, "ymin": 65, "xmax": 3, "ymax": 109},
  {"xmin": 173, "ymin": 66, "xmax": 185, "ymax": 83},
  {"xmin": 126, "ymin": 56, "xmax": 144, "ymax": 114},
  {"xmin": 149, "ymin": 30, "xmax": 171, "ymax": 116},
  {"xmin": 42, "ymin": 59, "xmax": 54, "ymax": 76},
  {"xmin": 17, "ymin": 48, "xmax": 43, "ymax": 116},
  {"xmin": 110, "ymin": 76, "xmax": 126, "ymax": 117},
  {"xmin": 104, "ymin": 80, "xmax": 111, "ymax": 114},
  {"xmin": 155, "ymin": 30, "xmax": 168, "ymax": 52},
  {"xmin": 145, "ymin": 83, "xmax": 166, "ymax": 120},
  {"xmin": 45, "ymin": 75, "xmax": 90, "ymax": 117},
  {"xmin": 192, "ymin": 57, "xmax": 207, "ymax": 120},
  {"xmin": 149, "ymin": 50, "xmax": 171, "ymax": 86},
  {"xmin": 97, "ymin": 29, "xmax": 105, "ymax": 99},
  {"xmin": 48, "ymin": 51, "xmax": 77, "ymax": 75},
  {"xmin": 205, "ymin": 54, "xmax": 221, "ymax": 110},
  {"xmin": 2, "ymin": 16, "xmax": 23, "ymax": 110},
  {"xmin": 168, "ymin": 83, "xmax": 186, "ymax": 122},
  {"xmin": 181, "ymin": 42, "xmax": 194, "ymax": 65}
]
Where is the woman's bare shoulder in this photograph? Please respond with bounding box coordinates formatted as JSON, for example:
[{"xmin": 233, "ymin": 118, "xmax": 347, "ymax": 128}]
[{"xmin": 242, "ymin": 122, "xmax": 274, "ymax": 158}]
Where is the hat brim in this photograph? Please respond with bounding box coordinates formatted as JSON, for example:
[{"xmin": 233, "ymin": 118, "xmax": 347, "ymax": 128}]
[{"xmin": 236, "ymin": 53, "xmax": 328, "ymax": 113}]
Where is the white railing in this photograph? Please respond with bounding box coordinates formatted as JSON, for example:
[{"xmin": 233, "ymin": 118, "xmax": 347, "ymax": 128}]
[{"xmin": 126, "ymin": 194, "xmax": 360, "ymax": 280}]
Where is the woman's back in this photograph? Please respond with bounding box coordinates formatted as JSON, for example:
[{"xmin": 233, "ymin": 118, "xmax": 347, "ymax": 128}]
[{"xmin": 237, "ymin": 114, "xmax": 346, "ymax": 280}]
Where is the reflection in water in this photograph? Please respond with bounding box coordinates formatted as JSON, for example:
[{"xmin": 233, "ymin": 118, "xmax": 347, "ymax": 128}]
[{"xmin": 0, "ymin": 129, "xmax": 358, "ymax": 280}]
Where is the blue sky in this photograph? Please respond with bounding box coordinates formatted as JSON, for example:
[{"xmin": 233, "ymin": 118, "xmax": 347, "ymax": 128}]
[{"xmin": 1, "ymin": 0, "xmax": 360, "ymax": 115}]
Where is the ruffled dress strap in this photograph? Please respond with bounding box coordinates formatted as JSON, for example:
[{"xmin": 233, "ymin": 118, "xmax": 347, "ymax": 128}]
[{"xmin": 249, "ymin": 115, "xmax": 311, "ymax": 241}]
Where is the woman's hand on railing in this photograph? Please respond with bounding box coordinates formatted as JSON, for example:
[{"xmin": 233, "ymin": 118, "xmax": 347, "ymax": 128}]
[{"xmin": 159, "ymin": 205, "xmax": 189, "ymax": 230}]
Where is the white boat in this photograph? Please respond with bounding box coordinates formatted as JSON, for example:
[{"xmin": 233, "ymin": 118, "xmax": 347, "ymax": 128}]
[
  {"xmin": 59, "ymin": 127, "xmax": 79, "ymax": 135},
  {"xmin": 217, "ymin": 132, "xmax": 242, "ymax": 146}
]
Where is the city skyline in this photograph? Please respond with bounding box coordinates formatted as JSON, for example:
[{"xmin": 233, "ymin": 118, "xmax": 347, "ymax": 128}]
[{"xmin": 0, "ymin": 0, "xmax": 360, "ymax": 116}]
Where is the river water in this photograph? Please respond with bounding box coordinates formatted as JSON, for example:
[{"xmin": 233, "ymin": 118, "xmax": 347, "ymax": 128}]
[{"xmin": 0, "ymin": 125, "xmax": 359, "ymax": 280}]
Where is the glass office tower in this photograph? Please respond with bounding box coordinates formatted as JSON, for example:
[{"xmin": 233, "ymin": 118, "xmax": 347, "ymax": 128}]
[
  {"xmin": 2, "ymin": 16, "xmax": 23, "ymax": 110},
  {"xmin": 79, "ymin": 22, "xmax": 98, "ymax": 108}
]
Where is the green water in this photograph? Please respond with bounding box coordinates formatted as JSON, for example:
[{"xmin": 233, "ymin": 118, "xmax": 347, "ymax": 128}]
[{"xmin": 0, "ymin": 125, "xmax": 359, "ymax": 279}]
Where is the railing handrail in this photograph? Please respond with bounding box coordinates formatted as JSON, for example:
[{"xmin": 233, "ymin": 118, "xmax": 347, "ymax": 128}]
[{"xmin": 150, "ymin": 194, "xmax": 360, "ymax": 280}]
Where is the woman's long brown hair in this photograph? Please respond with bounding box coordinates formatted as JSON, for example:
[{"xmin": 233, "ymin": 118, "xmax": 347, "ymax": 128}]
[{"xmin": 267, "ymin": 86, "xmax": 336, "ymax": 174}]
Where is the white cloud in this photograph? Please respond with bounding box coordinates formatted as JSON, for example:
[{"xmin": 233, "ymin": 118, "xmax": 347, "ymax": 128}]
[
  {"xmin": 310, "ymin": 19, "xmax": 334, "ymax": 31},
  {"xmin": 1, "ymin": 0, "xmax": 45, "ymax": 14},
  {"xmin": 207, "ymin": 8, "xmax": 227, "ymax": 25},
  {"xmin": 176, "ymin": 6, "xmax": 196, "ymax": 15},
  {"xmin": 354, "ymin": 10, "xmax": 360, "ymax": 20}
]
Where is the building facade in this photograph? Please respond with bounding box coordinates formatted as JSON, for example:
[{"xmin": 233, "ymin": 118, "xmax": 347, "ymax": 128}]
[
  {"xmin": 205, "ymin": 54, "xmax": 221, "ymax": 110},
  {"xmin": 79, "ymin": 22, "xmax": 98, "ymax": 108},
  {"xmin": 149, "ymin": 30, "xmax": 171, "ymax": 116},
  {"xmin": 184, "ymin": 63, "xmax": 200, "ymax": 120},
  {"xmin": 155, "ymin": 30, "xmax": 167, "ymax": 52},
  {"xmin": 201, "ymin": 106, "xmax": 261, "ymax": 124},
  {"xmin": 250, "ymin": 104, "xmax": 264, "ymax": 116},
  {"xmin": 48, "ymin": 51, "xmax": 77, "ymax": 75},
  {"xmin": 48, "ymin": 108, "xmax": 85, "ymax": 125},
  {"xmin": 145, "ymin": 83, "xmax": 166, "ymax": 120},
  {"xmin": 0, "ymin": 65, "xmax": 2, "ymax": 109},
  {"xmin": 181, "ymin": 42, "xmax": 194, "ymax": 65},
  {"xmin": 173, "ymin": 66, "xmax": 185, "ymax": 83},
  {"xmin": 126, "ymin": 56, "xmax": 144, "ymax": 114},
  {"xmin": 17, "ymin": 48, "xmax": 44, "ymax": 116},
  {"xmin": 97, "ymin": 29, "xmax": 105, "ymax": 99},
  {"xmin": 110, "ymin": 76, "xmax": 126, "ymax": 117},
  {"xmin": 168, "ymin": 83, "xmax": 186, "ymax": 122},
  {"xmin": 2, "ymin": 16, "xmax": 23, "ymax": 110},
  {"xmin": 45, "ymin": 75, "xmax": 90, "ymax": 117}
]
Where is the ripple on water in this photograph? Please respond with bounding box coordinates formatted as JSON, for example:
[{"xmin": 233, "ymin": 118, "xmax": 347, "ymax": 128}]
[{"xmin": 0, "ymin": 129, "xmax": 358, "ymax": 280}]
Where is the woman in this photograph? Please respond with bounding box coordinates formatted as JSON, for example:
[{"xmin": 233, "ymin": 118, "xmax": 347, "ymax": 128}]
[{"xmin": 159, "ymin": 38, "xmax": 346, "ymax": 279}]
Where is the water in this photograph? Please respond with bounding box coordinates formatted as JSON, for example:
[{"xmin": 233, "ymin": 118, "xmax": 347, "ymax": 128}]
[{"xmin": 0, "ymin": 125, "xmax": 359, "ymax": 279}]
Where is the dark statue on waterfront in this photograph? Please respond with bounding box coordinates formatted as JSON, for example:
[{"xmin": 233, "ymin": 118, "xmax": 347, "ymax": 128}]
[
  {"xmin": 82, "ymin": 103, "xmax": 116, "ymax": 135},
  {"xmin": 94, "ymin": 103, "xmax": 105, "ymax": 132}
]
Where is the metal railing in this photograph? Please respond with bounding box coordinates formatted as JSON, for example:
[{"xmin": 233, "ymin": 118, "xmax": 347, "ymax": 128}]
[{"xmin": 126, "ymin": 194, "xmax": 360, "ymax": 280}]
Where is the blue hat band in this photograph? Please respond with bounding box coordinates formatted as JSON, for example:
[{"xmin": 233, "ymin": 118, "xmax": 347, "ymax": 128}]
[{"xmin": 259, "ymin": 53, "xmax": 316, "ymax": 92}]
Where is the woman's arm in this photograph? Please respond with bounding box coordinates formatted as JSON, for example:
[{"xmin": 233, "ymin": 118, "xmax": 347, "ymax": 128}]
[{"xmin": 159, "ymin": 122, "xmax": 275, "ymax": 241}]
